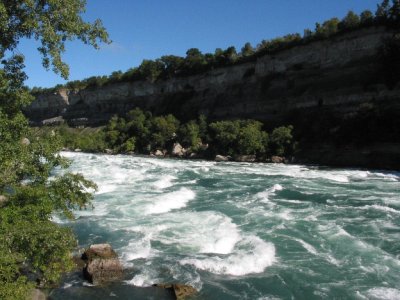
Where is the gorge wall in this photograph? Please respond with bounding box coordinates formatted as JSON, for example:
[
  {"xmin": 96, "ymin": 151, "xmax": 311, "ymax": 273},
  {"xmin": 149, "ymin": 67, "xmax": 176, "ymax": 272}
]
[{"xmin": 26, "ymin": 26, "xmax": 400, "ymax": 169}]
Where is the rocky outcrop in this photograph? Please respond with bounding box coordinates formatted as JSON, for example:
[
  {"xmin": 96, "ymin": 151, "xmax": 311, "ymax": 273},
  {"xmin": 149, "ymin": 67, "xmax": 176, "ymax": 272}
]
[
  {"xmin": 81, "ymin": 244, "xmax": 123, "ymax": 285},
  {"xmin": 25, "ymin": 27, "xmax": 398, "ymax": 128},
  {"xmin": 153, "ymin": 283, "xmax": 197, "ymax": 300}
]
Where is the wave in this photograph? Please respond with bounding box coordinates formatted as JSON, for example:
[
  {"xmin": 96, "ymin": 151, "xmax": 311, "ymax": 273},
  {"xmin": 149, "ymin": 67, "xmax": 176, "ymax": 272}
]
[
  {"xmin": 365, "ymin": 287, "xmax": 400, "ymax": 300},
  {"xmin": 144, "ymin": 187, "xmax": 195, "ymax": 214},
  {"xmin": 152, "ymin": 175, "xmax": 177, "ymax": 189},
  {"xmin": 181, "ymin": 236, "xmax": 275, "ymax": 276}
]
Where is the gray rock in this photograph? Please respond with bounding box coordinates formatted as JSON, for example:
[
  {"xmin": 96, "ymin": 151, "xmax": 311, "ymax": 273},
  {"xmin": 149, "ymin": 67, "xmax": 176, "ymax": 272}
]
[
  {"xmin": 155, "ymin": 149, "xmax": 164, "ymax": 156},
  {"xmin": 215, "ymin": 155, "xmax": 229, "ymax": 162},
  {"xmin": 82, "ymin": 244, "xmax": 123, "ymax": 285},
  {"xmin": 74, "ymin": 148, "xmax": 82, "ymax": 152},
  {"xmin": 172, "ymin": 143, "xmax": 185, "ymax": 157}
]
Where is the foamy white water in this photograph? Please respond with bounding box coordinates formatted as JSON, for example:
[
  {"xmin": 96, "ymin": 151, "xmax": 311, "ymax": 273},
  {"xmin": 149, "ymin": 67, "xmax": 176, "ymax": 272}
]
[{"xmin": 52, "ymin": 152, "xmax": 400, "ymax": 300}]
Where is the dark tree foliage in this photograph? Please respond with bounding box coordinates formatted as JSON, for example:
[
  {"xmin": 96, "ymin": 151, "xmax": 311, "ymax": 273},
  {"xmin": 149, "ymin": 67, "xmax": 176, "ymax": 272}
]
[{"xmin": 100, "ymin": 108, "xmax": 295, "ymax": 159}]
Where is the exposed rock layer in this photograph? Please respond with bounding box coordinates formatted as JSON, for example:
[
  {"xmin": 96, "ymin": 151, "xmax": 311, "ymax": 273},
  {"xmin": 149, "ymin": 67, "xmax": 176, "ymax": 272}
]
[
  {"xmin": 26, "ymin": 26, "xmax": 400, "ymax": 169},
  {"xmin": 27, "ymin": 27, "xmax": 398, "ymax": 125}
]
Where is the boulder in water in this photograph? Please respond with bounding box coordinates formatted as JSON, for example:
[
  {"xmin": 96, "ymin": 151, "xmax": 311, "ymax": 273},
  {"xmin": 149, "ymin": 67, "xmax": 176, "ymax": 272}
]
[
  {"xmin": 81, "ymin": 244, "xmax": 123, "ymax": 285},
  {"xmin": 153, "ymin": 283, "xmax": 197, "ymax": 300}
]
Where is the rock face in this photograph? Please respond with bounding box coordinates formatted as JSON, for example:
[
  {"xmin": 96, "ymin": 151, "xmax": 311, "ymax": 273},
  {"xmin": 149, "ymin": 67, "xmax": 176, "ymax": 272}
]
[
  {"xmin": 82, "ymin": 244, "xmax": 123, "ymax": 285},
  {"xmin": 24, "ymin": 26, "xmax": 400, "ymax": 169},
  {"xmin": 25, "ymin": 27, "xmax": 397, "ymax": 127},
  {"xmin": 153, "ymin": 283, "xmax": 197, "ymax": 300}
]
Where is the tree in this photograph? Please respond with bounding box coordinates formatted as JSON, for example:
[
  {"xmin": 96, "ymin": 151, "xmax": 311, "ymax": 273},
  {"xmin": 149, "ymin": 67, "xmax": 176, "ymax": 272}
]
[
  {"xmin": 151, "ymin": 115, "xmax": 180, "ymax": 149},
  {"xmin": 389, "ymin": 0, "xmax": 400, "ymax": 22},
  {"xmin": 339, "ymin": 11, "xmax": 361, "ymax": 30},
  {"xmin": 224, "ymin": 46, "xmax": 238, "ymax": 63},
  {"xmin": 321, "ymin": 18, "xmax": 340, "ymax": 37},
  {"xmin": 360, "ymin": 10, "xmax": 374, "ymax": 24},
  {"xmin": 178, "ymin": 120, "xmax": 201, "ymax": 149},
  {"xmin": 237, "ymin": 121, "xmax": 268, "ymax": 155},
  {"xmin": 376, "ymin": 0, "xmax": 391, "ymax": 21},
  {"xmin": 241, "ymin": 42, "xmax": 255, "ymax": 57},
  {"xmin": 183, "ymin": 48, "xmax": 207, "ymax": 73},
  {"xmin": 269, "ymin": 125, "xmax": 295, "ymax": 156},
  {"xmin": 160, "ymin": 55, "xmax": 184, "ymax": 78},
  {"xmin": 0, "ymin": 0, "xmax": 108, "ymax": 298}
]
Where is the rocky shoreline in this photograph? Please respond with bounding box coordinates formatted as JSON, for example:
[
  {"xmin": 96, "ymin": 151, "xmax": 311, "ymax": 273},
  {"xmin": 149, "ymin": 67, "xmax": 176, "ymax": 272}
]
[
  {"xmin": 64, "ymin": 145, "xmax": 400, "ymax": 172},
  {"xmin": 43, "ymin": 244, "xmax": 197, "ymax": 300}
]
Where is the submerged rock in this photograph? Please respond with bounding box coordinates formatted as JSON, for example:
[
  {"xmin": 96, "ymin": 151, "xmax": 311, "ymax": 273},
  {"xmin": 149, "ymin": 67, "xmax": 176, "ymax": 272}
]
[
  {"xmin": 153, "ymin": 283, "xmax": 197, "ymax": 300},
  {"xmin": 81, "ymin": 244, "xmax": 123, "ymax": 285}
]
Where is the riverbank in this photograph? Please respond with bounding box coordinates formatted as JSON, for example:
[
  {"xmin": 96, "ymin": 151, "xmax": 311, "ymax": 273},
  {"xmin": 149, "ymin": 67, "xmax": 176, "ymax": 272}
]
[{"xmin": 64, "ymin": 147, "xmax": 400, "ymax": 172}]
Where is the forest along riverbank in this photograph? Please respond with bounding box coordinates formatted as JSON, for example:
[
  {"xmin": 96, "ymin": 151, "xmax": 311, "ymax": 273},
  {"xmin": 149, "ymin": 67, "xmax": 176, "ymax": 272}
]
[{"xmin": 50, "ymin": 152, "xmax": 400, "ymax": 300}]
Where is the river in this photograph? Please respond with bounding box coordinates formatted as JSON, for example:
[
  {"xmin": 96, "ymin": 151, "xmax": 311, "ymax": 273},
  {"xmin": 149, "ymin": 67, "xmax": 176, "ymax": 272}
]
[{"xmin": 50, "ymin": 152, "xmax": 400, "ymax": 299}]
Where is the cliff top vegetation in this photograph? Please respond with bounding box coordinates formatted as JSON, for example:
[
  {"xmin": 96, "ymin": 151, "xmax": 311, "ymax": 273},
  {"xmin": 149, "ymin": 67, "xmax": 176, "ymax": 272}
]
[{"xmin": 30, "ymin": 0, "xmax": 400, "ymax": 95}]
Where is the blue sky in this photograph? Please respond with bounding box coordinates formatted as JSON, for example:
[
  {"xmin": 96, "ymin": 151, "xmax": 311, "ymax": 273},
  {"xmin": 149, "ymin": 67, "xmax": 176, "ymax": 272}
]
[{"xmin": 19, "ymin": 0, "xmax": 383, "ymax": 88}]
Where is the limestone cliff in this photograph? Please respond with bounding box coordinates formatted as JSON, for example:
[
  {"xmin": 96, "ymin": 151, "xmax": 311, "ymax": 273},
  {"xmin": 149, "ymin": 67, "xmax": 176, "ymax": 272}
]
[
  {"xmin": 26, "ymin": 26, "xmax": 400, "ymax": 169},
  {"xmin": 27, "ymin": 26, "xmax": 398, "ymax": 124}
]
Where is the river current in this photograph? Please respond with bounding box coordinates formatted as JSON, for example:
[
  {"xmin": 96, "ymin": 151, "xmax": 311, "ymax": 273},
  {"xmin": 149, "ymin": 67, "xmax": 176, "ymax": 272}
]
[{"xmin": 50, "ymin": 152, "xmax": 400, "ymax": 300}]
